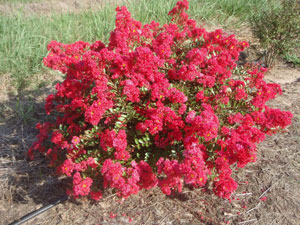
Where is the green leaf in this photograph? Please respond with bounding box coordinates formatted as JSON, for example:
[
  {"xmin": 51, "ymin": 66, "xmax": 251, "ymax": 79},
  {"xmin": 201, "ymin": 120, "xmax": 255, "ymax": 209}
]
[{"xmin": 134, "ymin": 138, "xmax": 139, "ymax": 145}]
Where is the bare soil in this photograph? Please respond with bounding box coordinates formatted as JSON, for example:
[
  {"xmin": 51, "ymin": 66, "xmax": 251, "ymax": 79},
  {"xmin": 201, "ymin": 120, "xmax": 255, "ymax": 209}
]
[{"xmin": 1, "ymin": 1, "xmax": 300, "ymax": 224}]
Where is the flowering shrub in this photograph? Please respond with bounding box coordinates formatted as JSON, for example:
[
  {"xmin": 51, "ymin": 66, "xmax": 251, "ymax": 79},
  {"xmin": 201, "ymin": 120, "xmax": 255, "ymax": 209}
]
[{"xmin": 29, "ymin": 0, "xmax": 293, "ymax": 200}]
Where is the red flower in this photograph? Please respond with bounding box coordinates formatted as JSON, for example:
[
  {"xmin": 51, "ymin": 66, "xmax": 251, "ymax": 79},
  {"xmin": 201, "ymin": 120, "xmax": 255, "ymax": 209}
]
[
  {"xmin": 72, "ymin": 172, "xmax": 93, "ymax": 197},
  {"xmin": 60, "ymin": 159, "xmax": 74, "ymax": 176},
  {"xmin": 90, "ymin": 191, "xmax": 103, "ymax": 201},
  {"xmin": 214, "ymin": 175, "xmax": 238, "ymax": 199},
  {"xmin": 71, "ymin": 136, "xmax": 80, "ymax": 146},
  {"xmin": 260, "ymin": 196, "xmax": 267, "ymax": 202}
]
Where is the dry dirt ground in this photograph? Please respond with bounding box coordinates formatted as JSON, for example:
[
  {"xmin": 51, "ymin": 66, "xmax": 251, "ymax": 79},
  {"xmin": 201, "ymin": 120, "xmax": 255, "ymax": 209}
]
[{"xmin": 1, "ymin": 1, "xmax": 300, "ymax": 225}]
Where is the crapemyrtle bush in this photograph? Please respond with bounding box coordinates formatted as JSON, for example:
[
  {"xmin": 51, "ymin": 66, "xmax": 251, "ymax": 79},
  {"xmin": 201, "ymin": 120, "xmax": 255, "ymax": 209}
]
[{"xmin": 29, "ymin": 0, "xmax": 293, "ymax": 201}]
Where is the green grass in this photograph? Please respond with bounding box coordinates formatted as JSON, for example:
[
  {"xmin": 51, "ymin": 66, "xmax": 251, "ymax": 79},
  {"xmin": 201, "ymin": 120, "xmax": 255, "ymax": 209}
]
[
  {"xmin": 284, "ymin": 53, "xmax": 300, "ymax": 67},
  {"xmin": 0, "ymin": 0, "xmax": 281, "ymax": 91},
  {"xmin": 128, "ymin": 0, "xmax": 281, "ymax": 27},
  {"xmin": 0, "ymin": 5, "xmax": 116, "ymax": 90}
]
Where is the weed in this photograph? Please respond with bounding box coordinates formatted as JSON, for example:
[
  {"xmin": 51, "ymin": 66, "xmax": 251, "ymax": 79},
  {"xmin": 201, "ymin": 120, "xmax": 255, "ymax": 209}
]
[
  {"xmin": 284, "ymin": 53, "xmax": 300, "ymax": 67},
  {"xmin": 249, "ymin": 0, "xmax": 300, "ymax": 67},
  {"xmin": 14, "ymin": 99, "xmax": 36, "ymax": 125}
]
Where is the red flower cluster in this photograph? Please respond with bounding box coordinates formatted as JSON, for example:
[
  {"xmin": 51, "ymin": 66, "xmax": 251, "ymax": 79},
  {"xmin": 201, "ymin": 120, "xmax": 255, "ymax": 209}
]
[{"xmin": 29, "ymin": 0, "xmax": 293, "ymax": 200}]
